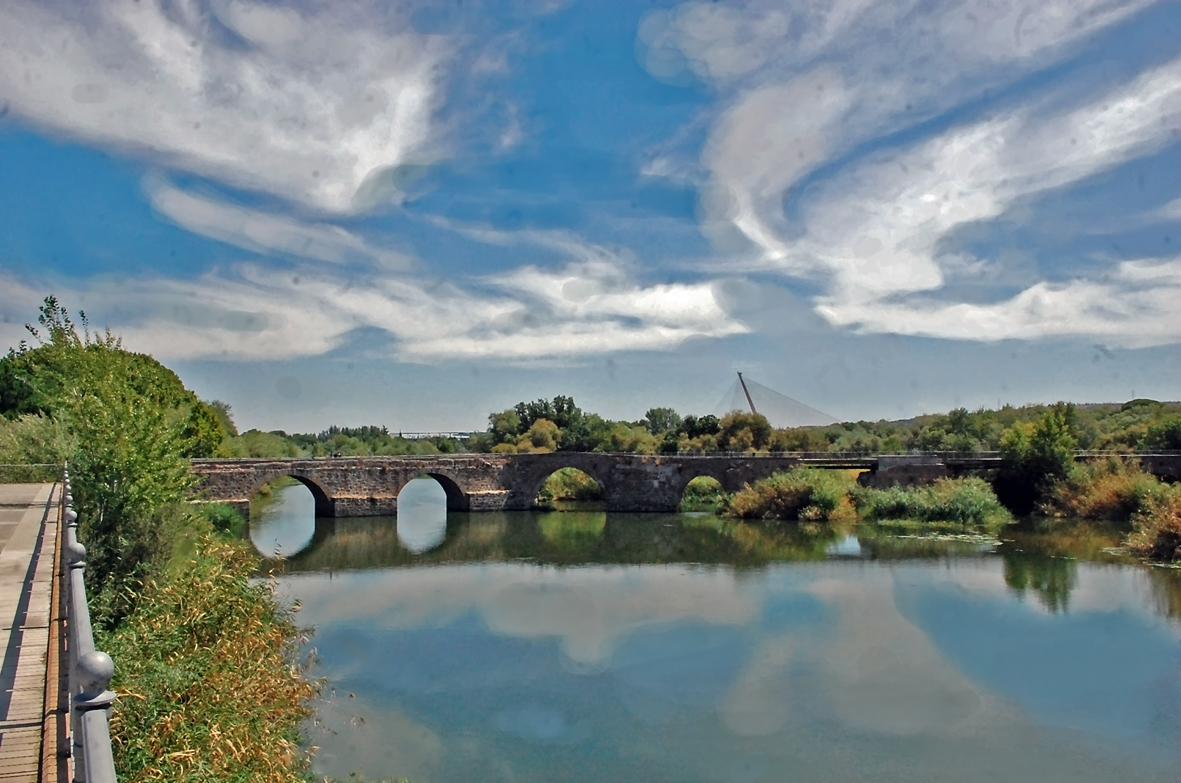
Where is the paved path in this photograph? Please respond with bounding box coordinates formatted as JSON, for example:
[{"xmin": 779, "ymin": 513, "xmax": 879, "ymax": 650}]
[{"xmin": 0, "ymin": 484, "xmax": 59, "ymax": 783}]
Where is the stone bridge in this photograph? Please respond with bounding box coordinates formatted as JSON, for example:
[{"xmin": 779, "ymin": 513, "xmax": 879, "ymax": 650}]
[{"xmin": 190, "ymin": 451, "xmax": 1181, "ymax": 518}]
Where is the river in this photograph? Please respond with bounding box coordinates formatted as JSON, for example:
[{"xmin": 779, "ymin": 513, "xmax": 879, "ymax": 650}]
[{"xmin": 250, "ymin": 479, "xmax": 1181, "ymax": 783}]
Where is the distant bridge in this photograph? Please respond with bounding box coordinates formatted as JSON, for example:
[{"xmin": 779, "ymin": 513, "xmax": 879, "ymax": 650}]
[{"xmin": 190, "ymin": 451, "xmax": 1181, "ymax": 518}]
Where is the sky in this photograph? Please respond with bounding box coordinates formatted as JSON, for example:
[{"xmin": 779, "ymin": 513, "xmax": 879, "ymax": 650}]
[{"xmin": 1, "ymin": 0, "xmax": 1179, "ymax": 433}]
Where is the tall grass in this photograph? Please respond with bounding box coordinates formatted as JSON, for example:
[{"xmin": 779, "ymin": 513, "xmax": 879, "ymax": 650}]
[
  {"xmin": 855, "ymin": 478, "xmax": 1013, "ymax": 530},
  {"xmin": 100, "ymin": 509, "xmax": 317, "ymax": 783},
  {"xmin": 726, "ymin": 468, "xmax": 857, "ymax": 522},
  {"xmin": 1043, "ymin": 458, "xmax": 1171, "ymax": 522}
]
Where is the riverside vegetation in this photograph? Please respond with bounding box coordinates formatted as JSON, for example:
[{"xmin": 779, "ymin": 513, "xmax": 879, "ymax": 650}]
[
  {"xmin": 0, "ymin": 299, "xmax": 316, "ymax": 783},
  {"xmin": 3, "ymin": 299, "xmax": 1181, "ymax": 777}
]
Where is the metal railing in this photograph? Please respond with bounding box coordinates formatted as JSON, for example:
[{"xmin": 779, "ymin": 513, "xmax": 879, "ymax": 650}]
[{"xmin": 60, "ymin": 467, "xmax": 118, "ymax": 783}]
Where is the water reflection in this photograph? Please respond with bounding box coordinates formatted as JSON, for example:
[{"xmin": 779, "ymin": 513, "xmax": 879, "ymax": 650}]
[
  {"xmin": 249, "ymin": 480, "xmax": 317, "ymax": 557},
  {"xmin": 278, "ymin": 512, "xmax": 855, "ymax": 572},
  {"xmin": 255, "ymin": 499, "xmax": 1181, "ymax": 782},
  {"xmin": 396, "ymin": 478, "xmax": 449, "ymax": 553}
]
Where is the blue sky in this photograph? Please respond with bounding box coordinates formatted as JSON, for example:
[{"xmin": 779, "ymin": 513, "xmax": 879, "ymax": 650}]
[{"xmin": 1, "ymin": 0, "xmax": 1179, "ymax": 432}]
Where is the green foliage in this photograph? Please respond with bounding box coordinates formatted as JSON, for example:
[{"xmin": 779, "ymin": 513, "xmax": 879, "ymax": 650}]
[
  {"xmin": 517, "ymin": 418, "xmax": 560, "ymax": 452},
  {"xmin": 0, "ymin": 413, "xmax": 75, "ymax": 464},
  {"xmin": 200, "ymin": 502, "xmax": 248, "ymax": 539},
  {"xmin": 726, "ymin": 467, "xmax": 856, "ymax": 521},
  {"xmin": 223, "ymin": 430, "xmax": 306, "ymax": 458},
  {"xmin": 205, "ymin": 399, "xmax": 239, "ymax": 438},
  {"xmin": 855, "ymin": 478, "xmax": 1013, "ymax": 529},
  {"xmin": 680, "ymin": 476, "xmax": 725, "ymax": 511},
  {"xmin": 995, "ymin": 402, "xmax": 1079, "ymax": 515},
  {"xmin": 717, "ymin": 411, "xmax": 773, "ymax": 452},
  {"xmin": 642, "ymin": 407, "xmax": 682, "ymax": 434},
  {"xmin": 1042, "ymin": 458, "xmax": 1172, "ymax": 522},
  {"xmin": 100, "ymin": 537, "xmax": 316, "ymax": 783},
  {"xmin": 537, "ymin": 468, "xmax": 603, "ymax": 507},
  {"xmin": 1142, "ymin": 416, "xmax": 1181, "ymax": 450},
  {"xmin": 1, "ymin": 298, "xmax": 209, "ymax": 627},
  {"xmin": 681, "ymin": 414, "xmax": 720, "ymax": 439}
]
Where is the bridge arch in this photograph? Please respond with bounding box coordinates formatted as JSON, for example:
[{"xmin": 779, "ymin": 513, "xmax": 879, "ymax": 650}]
[
  {"xmin": 249, "ymin": 472, "xmax": 335, "ymax": 518},
  {"xmin": 678, "ymin": 475, "xmax": 726, "ymax": 510},
  {"xmin": 416, "ymin": 471, "xmax": 471, "ymax": 512},
  {"xmin": 524, "ymin": 463, "xmax": 610, "ymax": 509}
]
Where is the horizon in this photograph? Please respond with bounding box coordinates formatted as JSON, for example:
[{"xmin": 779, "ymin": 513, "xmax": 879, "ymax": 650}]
[{"xmin": 2, "ymin": 1, "xmax": 1179, "ymax": 433}]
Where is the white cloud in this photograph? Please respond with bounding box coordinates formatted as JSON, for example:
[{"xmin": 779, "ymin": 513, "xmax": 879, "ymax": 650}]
[
  {"xmin": 0, "ymin": 0, "xmax": 450, "ymax": 213},
  {"xmin": 145, "ymin": 177, "xmax": 413, "ymax": 268},
  {"xmin": 670, "ymin": 0, "xmax": 1179, "ymax": 346},
  {"xmin": 0, "ymin": 255, "xmax": 747, "ymax": 363},
  {"xmin": 287, "ymin": 563, "xmax": 757, "ymax": 667},
  {"xmin": 798, "ymin": 56, "xmax": 1181, "ymax": 341},
  {"xmin": 818, "ymin": 257, "xmax": 1181, "ymax": 347}
]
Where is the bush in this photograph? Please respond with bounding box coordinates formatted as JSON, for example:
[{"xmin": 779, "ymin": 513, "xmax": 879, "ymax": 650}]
[
  {"xmin": 101, "ymin": 538, "xmax": 316, "ymax": 783},
  {"xmin": 1127, "ymin": 490, "xmax": 1181, "ymax": 562},
  {"xmin": 538, "ymin": 468, "xmax": 603, "ymax": 506},
  {"xmin": 856, "ymin": 477, "xmax": 1012, "ymax": 529},
  {"xmin": 200, "ymin": 502, "xmax": 247, "ymax": 538},
  {"xmin": 726, "ymin": 468, "xmax": 856, "ymax": 521},
  {"xmin": 680, "ymin": 476, "xmax": 726, "ymax": 511},
  {"xmin": 1042, "ymin": 458, "xmax": 1170, "ymax": 521}
]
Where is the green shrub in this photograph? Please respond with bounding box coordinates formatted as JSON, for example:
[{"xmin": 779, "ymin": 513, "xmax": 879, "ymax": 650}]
[
  {"xmin": 680, "ymin": 476, "xmax": 726, "ymax": 511},
  {"xmin": 726, "ymin": 467, "xmax": 856, "ymax": 521},
  {"xmin": 1042, "ymin": 458, "xmax": 1170, "ymax": 521},
  {"xmin": 200, "ymin": 502, "xmax": 247, "ymax": 538},
  {"xmin": 537, "ymin": 467, "xmax": 603, "ymax": 507},
  {"xmin": 855, "ymin": 477, "xmax": 1012, "ymax": 529}
]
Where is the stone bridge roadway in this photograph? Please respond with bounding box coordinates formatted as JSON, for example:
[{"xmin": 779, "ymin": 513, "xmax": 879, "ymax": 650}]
[{"xmin": 191, "ymin": 451, "xmax": 1181, "ymax": 517}]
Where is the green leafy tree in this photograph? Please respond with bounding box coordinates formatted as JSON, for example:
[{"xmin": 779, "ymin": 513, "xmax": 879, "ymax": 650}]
[
  {"xmin": 717, "ymin": 411, "xmax": 773, "ymax": 452},
  {"xmin": 643, "ymin": 407, "xmax": 682, "ymax": 435},
  {"xmin": 995, "ymin": 402, "xmax": 1078, "ymax": 515},
  {"xmin": 3, "ymin": 297, "xmax": 213, "ymax": 626},
  {"xmin": 206, "ymin": 399, "xmax": 239, "ymax": 437},
  {"xmin": 1142, "ymin": 416, "xmax": 1181, "ymax": 451}
]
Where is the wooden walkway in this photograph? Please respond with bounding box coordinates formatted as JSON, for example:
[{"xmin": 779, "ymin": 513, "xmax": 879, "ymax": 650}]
[{"xmin": 0, "ymin": 484, "xmax": 62, "ymax": 783}]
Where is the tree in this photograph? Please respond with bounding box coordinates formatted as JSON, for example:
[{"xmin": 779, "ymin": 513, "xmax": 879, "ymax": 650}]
[
  {"xmin": 643, "ymin": 407, "xmax": 682, "ymax": 435},
  {"xmin": 682, "ymin": 414, "xmax": 720, "ymax": 439},
  {"xmin": 206, "ymin": 399, "xmax": 239, "ymax": 437},
  {"xmin": 995, "ymin": 402, "xmax": 1078, "ymax": 515},
  {"xmin": 1142, "ymin": 416, "xmax": 1181, "ymax": 451},
  {"xmin": 518, "ymin": 418, "xmax": 560, "ymax": 452},
  {"xmin": 4, "ymin": 297, "xmax": 214, "ymax": 626},
  {"xmin": 717, "ymin": 411, "xmax": 773, "ymax": 452}
]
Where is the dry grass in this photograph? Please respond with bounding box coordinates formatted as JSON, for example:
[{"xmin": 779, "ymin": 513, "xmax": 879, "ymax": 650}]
[
  {"xmin": 1043, "ymin": 458, "xmax": 1171, "ymax": 522},
  {"xmin": 1127, "ymin": 491, "xmax": 1181, "ymax": 562},
  {"xmin": 101, "ymin": 539, "xmax": 317, "ymax": 783}
]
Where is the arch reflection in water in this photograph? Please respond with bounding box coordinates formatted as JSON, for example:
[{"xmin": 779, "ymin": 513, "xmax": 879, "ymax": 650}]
[
  {"xmin": 397, "ymin": 477, "xmax": 449, "ymax": 553},
  {"xmin": 250, "ymin": 477, "xmax": 318, "ymax": 557}
]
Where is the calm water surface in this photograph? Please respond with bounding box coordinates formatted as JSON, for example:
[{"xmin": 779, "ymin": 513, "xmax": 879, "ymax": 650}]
[{"xmin": 252, "ymin": 481, "xmax": 1181, "ymax": 783}]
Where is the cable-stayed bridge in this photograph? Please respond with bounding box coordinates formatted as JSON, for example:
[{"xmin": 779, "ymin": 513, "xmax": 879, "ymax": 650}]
[{"xmin": 715, "ymin": 373, "xmax": 838, "ymax": 428}]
